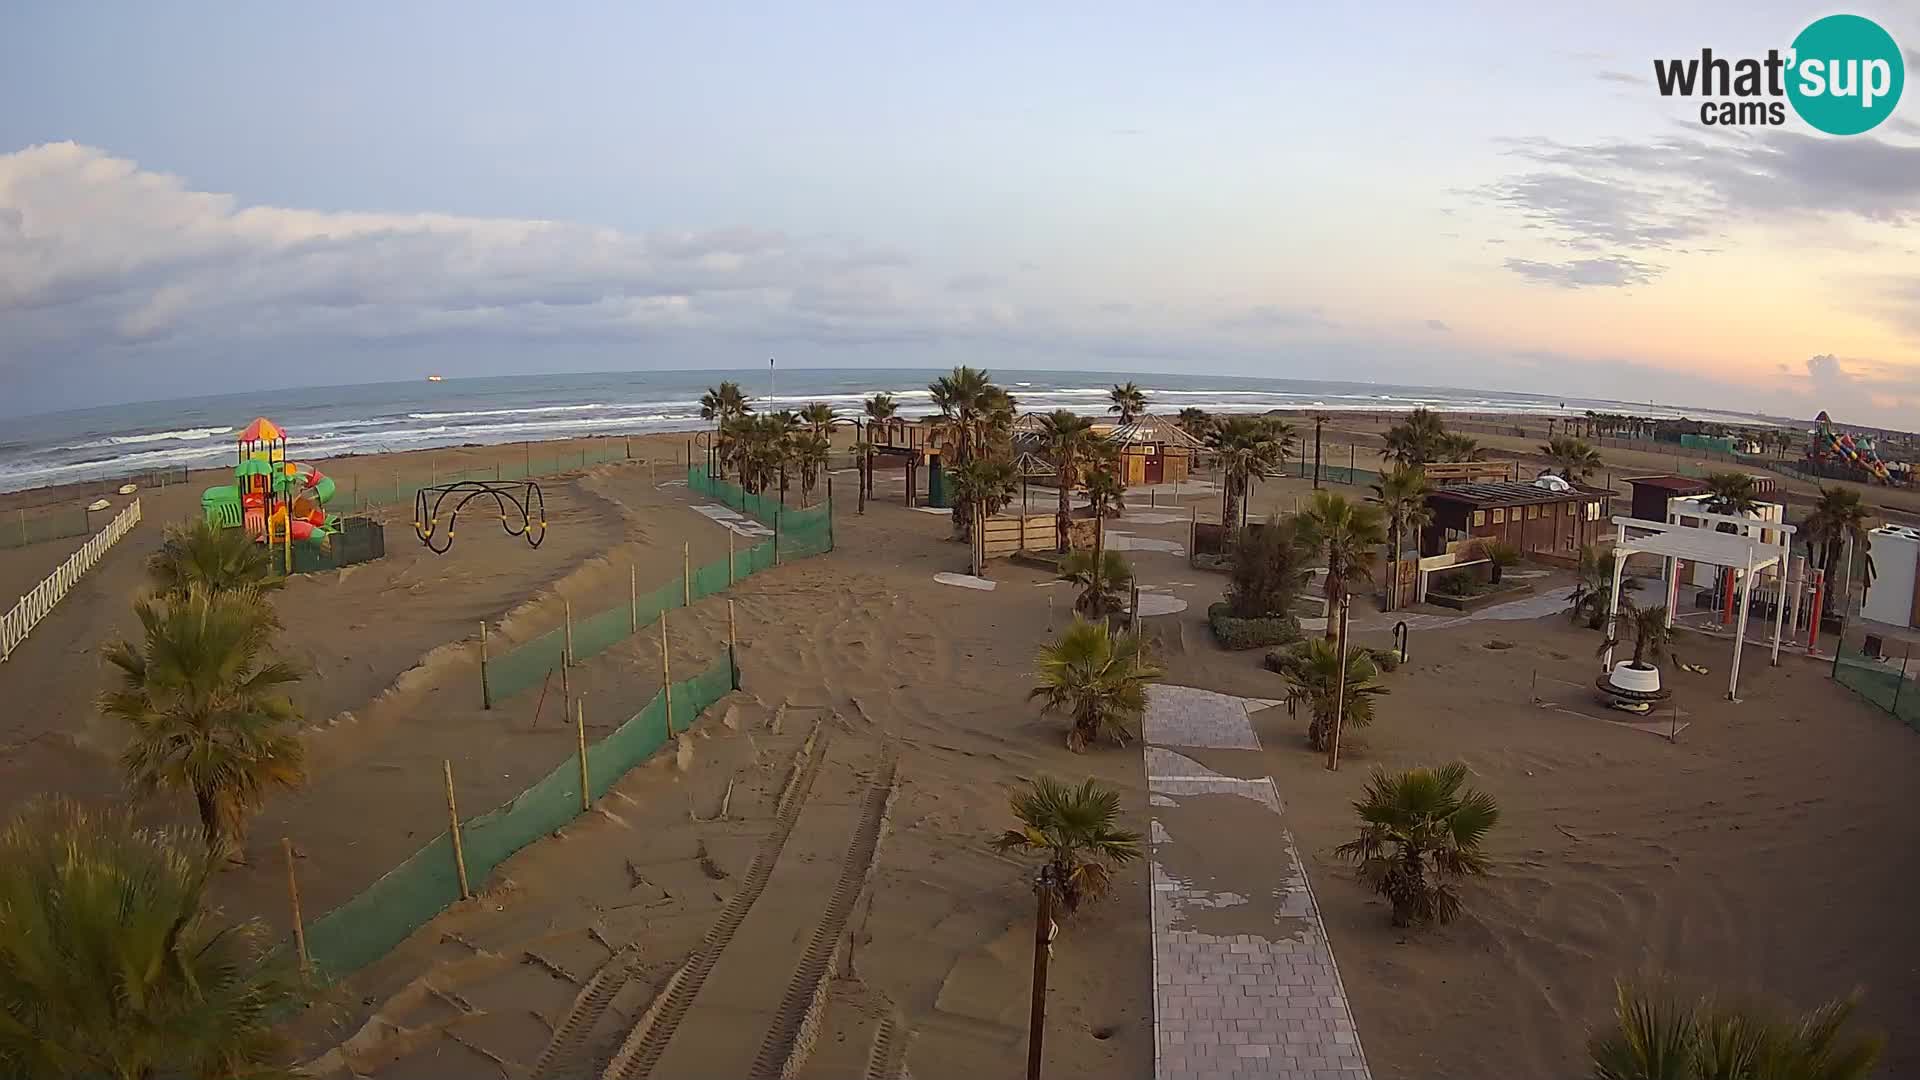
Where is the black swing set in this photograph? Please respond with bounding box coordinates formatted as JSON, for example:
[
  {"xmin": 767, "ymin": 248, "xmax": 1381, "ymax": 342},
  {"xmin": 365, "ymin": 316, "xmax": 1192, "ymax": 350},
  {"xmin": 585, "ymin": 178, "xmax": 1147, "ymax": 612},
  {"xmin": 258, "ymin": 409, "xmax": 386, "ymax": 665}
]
[{"xmin": 413, "ymin": 480, "xmax": 547, "ymax": 553}]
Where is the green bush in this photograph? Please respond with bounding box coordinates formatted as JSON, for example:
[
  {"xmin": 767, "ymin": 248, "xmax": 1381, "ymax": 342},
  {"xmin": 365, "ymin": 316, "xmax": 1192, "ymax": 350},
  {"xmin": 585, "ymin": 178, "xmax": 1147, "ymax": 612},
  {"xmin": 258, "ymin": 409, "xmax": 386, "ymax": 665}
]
[{"xmin": 1208, "ymin": 601, "xmax": 1302, "ymax": 650}]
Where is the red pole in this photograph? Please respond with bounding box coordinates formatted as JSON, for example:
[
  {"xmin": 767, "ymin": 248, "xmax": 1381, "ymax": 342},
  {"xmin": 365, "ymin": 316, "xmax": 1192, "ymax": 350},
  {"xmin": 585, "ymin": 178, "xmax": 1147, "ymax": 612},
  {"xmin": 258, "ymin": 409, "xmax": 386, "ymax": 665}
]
[
  {"xmin": 1721, "ymin": 567, "xmax": 1736, "ymax": 626},
  {"xmin": 1807, "ymin": 569, "xmax": 1826, "ymax": 653}
]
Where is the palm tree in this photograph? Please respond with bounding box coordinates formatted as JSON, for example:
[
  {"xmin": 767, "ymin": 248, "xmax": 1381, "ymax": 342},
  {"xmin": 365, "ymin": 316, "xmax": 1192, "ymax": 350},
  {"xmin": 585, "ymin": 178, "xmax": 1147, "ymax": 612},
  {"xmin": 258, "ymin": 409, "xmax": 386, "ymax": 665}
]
[
  {"xmin": 1439, "ymin": 432, "xmax": 1485, "ymax": 463},
  {"xmin": 1081, "ymin": 443, "xmax": 1128, "ymax": 587},
  {"xmin": 862, "ymin": 393, "xmax": 900, "ymax": 494},
  {"xmin": 1369, "ymin": 466, "xmax": 1431, "ymax": 608},
  {"xmin": 930, "ymin": 366, "xmax": 1016, "ymax": 535},
  {"xmin": 146, "ymin": 517, "xmax": 285, "ymax": 599},
  {"xmin": 799, "ymin": 401, "xmax": 836, "ymax": 435},
  {"xmin": 1176, "ymin": 407, "xmax": 1214, "ymax": 440},
  {"xmin": 1702, "ymin": 471, "xmax": 1759, "ymax": 517},
  {"xmin": 700, "ymin": 381, "xmax": 753, "ymax": 478},
  {"xmin": 1058, "ymin": 550, "xmax": 1133, "ymax": 617},
  {"xmin": 949, "ymin": 456, "xmax": 1018, "ymax": 543},
  {"xmin": 1541, "ymin": 435, "xmax": 1602, "ymax": 481},
  {"xmin": 1035, "ymin": 410, "xmax": 1097, "ymax": 554},
  {"xmin": 1801, "ymin": 485, "xmax": 1875, "ymax": 614},
  {"xmin": 1108, "ymin": 382, "xmax": 1148, "ymax": 425},
  {"xmin": 792, "ymin": 430, "xmax": 830, "ymax": 506},
  {"xmin": 1031, "ymin": 618, "xmax": 1162, "ymax": 752},
  {"xmin": 1299, "ymin": 490, "xmax": 1385, "ymax": 638},
  {"xmin": 1590, "ymin": 983, "xmax": 1882, "ymax": 1080},
  {"xmin": 1334, "ymin": 762, "xmax": 1500, "ymax": 927},
  {"xmin": 990, "ymin": 777, "xmax": 1143, "ymax": 915},
  {"xmin": 1384, "ymin": 408, "xmax": 1448, "ymax": 467},
  {"xmin": 101, "ymin": 588, "xmax": 306, "ymax": 858},
  {"xmin": 1568, "ymin": 544, "xmax": 1639, "ymax": 629},
  {"xmin": 1601, "ymin": 600, "xmax": 1672, "ymax": 672},
  {"xmin": 1227, "ymin": 515, "xmax": 1310, "ymax": 618},
  {"xmin": 1270, "ymin": 638, "xmax": 1389, "ymax": 751},
  {"xmin": 0, "ymin": 798, "xmax": 306, "ymax": 1080},
  {"xmin": 1206, "ymin": 416, "xmax": 1289, "ymax": 529}
]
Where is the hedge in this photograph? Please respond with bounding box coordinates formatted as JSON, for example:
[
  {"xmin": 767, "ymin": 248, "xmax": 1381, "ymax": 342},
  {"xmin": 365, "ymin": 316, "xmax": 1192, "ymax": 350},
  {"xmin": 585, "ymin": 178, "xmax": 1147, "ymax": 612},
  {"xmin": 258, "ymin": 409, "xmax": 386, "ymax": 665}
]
[{"xmin": 1207, "ymin": 601, "xmax": 1302, "ymax": 651}]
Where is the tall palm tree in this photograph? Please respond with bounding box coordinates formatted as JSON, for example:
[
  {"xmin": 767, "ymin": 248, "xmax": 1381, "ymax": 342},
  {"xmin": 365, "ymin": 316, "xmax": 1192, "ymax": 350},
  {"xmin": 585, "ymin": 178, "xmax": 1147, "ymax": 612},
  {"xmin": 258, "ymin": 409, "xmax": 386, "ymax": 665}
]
[
  {"xmin": 799, "ymin": 401, "xmax": 836, "ymax": 435},
  {"xmin": 1035, "ymin": 410, "xmax": 1097, "ymax": 554},
  {"xmin": 1384, "ymin": 408, "xmax": 1448, "ymax": 467},
  {"xmin": 146, "ymin": 517, "xmax": 285, "ymax": 599},
  {"xmin": 1590, "ymin": 983, "xmax": 1882, "ymax": 1080},
  {"xmin": 929, "ymin": 366, "xmax": 1016, "ymax": 534},
  {"xmin": 100, "ymin": 587, "xmax": 306, "ymax": 858},
  {"xmin": 1369, "ymin": 466, "xmax": 1431, "ymax": 608},
  {"xmin": 1270, "ymin": 638, "xmax": 1389, "ymax": 751},
  {"xmin": 1541, "ymin": 435, "xmax": 1602, "ymax": 481},
  {"xmin": 862, "ymin": 393, "xmax": 900, "ymax": 494},
  {"xmin": 1081, "ymin": 442, "xmax": 1128, "ymax": 585},
  {"xmin": 1057, "ymin": 549, "xmax": 1133, "ymax": 617},
  {"xmin": 1334, "ymin": 762, "xmax": 1500, "ymax": 927},
  {"xmin": 700, "ymin": 381, "xmax": 753, "ymax": 478},
  {"xmin": 1107, "ymin": 382, "xmax": 1148, "ymax": 425},
  {"xmin": 1175, "ymin": 407, "xmax": 1214, "ymax": 439},
  {"xmin": 1567, "ymin": 544, "xmax": 1640, "ymax": 630},
  {"xmin": 1439, "ymin": 432, "xmax": 1485, "ymax": 462},
  {"xmin": 1030, "ymin": 618, "xmax": 1162, "ymax": 752},
  {"xmin": 792, "ymin": 430, "xmax": 830, "ymax": 506},
  {"xmin": 1206, "ymin": 416, "xmax": 1289, "ymax": 529},
  {"xmin": 991, "ymin": 776, "xmax": 1143, "ymax": 915},
  {"xmin": 0, "ymin": 798, "xmax": 306, "ymax": 1080},
  {"xmin": 1801, "ymin": 485, "xmax": 1875, "ymax": 614},
  {"xmin": 1299, "ymin": 490, "xmax": 1386, "ymax": 638},
  {"xmin": 949, "ymin": 456, "xmax": 1019, "ymax": 545}
]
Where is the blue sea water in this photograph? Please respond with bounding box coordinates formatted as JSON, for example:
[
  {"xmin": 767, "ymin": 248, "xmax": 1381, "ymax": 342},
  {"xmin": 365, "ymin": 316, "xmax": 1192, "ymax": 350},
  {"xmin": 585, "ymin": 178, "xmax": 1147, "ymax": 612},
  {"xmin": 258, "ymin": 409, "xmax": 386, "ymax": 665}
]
[{"xmin": 0, "ymin": 368, "xmax": 1778, "ymax": 493}]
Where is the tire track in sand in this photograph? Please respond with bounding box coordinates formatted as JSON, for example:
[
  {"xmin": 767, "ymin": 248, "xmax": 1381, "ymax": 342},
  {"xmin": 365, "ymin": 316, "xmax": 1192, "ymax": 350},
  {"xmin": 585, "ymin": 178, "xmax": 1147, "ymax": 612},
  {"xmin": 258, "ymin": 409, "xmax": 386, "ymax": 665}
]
[
  {"xmin": 748, "ymin": 750, "xmax": 900, "ymax": 1078},
  {"xmin": 597, "ymin": 722, "xmax": 828, "ymax": 1080}
]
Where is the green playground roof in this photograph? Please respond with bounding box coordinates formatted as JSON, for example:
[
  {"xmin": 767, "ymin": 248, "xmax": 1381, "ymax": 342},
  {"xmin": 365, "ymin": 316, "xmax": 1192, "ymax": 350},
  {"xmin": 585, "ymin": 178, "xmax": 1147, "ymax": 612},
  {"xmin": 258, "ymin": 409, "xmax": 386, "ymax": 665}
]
[{"xmin": 235, "ymin": 460, "xmax": 270, "ymax": 477}]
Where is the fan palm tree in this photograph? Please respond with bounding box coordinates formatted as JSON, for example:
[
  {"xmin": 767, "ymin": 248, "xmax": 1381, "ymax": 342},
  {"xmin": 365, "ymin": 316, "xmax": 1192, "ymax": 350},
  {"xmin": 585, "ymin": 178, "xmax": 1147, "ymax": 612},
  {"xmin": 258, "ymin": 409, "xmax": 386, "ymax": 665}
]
[
  {"xmin": 1334, "ymin": 762, "xmax": 1500, "ymax": 927},
  {"xmin": 1176, "ymin": 407, "xmax": 1214, "ymax": 439},
  {"xmin": 1299, "ymin": 490, "xmax": 1386, "ymax": 638},
  {"xmin": 1270, "ymin": 638, "xmax": 1389, "ymax": 751},
  {"xmin": 1601, "ymin": 600, "xmax": 1672, "ymax": 671},
  {"xmin": 1801, "ymin": 485, "xmax": 1875, "ymax": 614},
  {"xmin": 700, "ymin": 381, "xmax": 753, "ymax": 478},
  {"xmin": 1107, "ymin": 382, "xmax": 1148, "ymax": 425},
  {"xmin": 1384, "ymin": 408, "xmax": 1448, "ymax": 467},
  {"xmin": 862, "ymin": 393, "xmax": 900, "ymax": 493},
  {"xmin": 1206, "ymin": 416, "xmax": 1289, "ymax": 529},
  {"xmin": 146, "ymin": 517, "xmax": 285, "ymax": 599},
  {"xmin": 1081, "ymin": 443, "xmax": 1128, "ymax": 585},
  {"xmin": 1439, "ymin": 432, "xmax": 1485, "ymax": 463},
  {"xmin": 949, "ymin": 456, "xmax": 1019, "ymax": 543},
  {"xmin": 1058, "ymin": 549, "xmax": 1133, "ymax": 617},
  {"xmin": 792, "ymin": 430, "xmax": 830, "ymax": 506},
  {"xmin": 930, "ymin": 366, "xmax": 1016, "ymax": 534},
  {"xmin": 0, "ymin": 798, "xmax": 307, "ymax": 1080},
  {"xmin": 799, "ymin": 401, "xmax": 836, "ymax": 434},
  {"xmin": 1369, "ymin": 466, "xmax": 1431, "ymax": 608},
  {"xmin": 1703, "ymin": 471, "xmax": 1759, "ymax": 517},
  {"xmin": 991, "ymin": 777, "xmax": 1143, "ymax": 915},
  {"xmin": 1031, "ymin": 618, "xmax": 1162, "ymax": 752},
  {"xmin": 1541, "ymin": 435, "xmax": 1602, "ymax": 481},
  {"xmin": 100, "ymin": 587, "xmax": 306, "ymax": 858},
  {"xmin": 1035, "ymin": 410, "xmax": 1098, "ymax": 554},
  {"xmin": 1568, "ymin": 545, "xmax": 1640, "ymax": 629},
  {"xmin": 1589, "ymin": 983, "xmax": 1882, "ymax": 1080}
]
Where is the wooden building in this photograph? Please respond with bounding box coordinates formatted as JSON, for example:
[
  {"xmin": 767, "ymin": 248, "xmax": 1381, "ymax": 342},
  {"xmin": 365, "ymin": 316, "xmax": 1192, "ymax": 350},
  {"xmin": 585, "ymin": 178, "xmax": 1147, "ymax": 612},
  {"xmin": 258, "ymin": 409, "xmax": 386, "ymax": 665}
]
[
  {"xmin": 1103, "ymin": 415, "xmax": 1202, "ymax": 485},
  {"xmin": 1420, "ymin": 478, "xmax": 1613, "ymax": 559},
  {"xmin": 1623, "ymin": 473, "xmax": 1776, "ymax": 523}
]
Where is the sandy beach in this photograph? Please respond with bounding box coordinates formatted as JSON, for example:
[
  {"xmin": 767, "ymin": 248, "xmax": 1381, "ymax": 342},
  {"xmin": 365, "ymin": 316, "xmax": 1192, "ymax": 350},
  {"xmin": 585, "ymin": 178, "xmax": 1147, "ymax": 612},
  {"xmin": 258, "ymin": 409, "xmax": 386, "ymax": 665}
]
[{"xmin": 2, "ymin": 422, "xmax": 1914, "ymax": 1078}]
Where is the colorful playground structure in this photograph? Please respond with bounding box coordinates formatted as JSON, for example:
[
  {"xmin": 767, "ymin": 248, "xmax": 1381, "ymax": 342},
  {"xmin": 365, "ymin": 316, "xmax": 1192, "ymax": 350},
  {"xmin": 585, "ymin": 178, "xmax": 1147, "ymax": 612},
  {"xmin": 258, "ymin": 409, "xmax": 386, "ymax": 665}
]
[
  {"xmin": 1808, "ymin": 411, "xmax": 1894, "ymax": 484},
  {"xmin": 200, "ymin": 417, "xmax": 341, "ymax": 549}
]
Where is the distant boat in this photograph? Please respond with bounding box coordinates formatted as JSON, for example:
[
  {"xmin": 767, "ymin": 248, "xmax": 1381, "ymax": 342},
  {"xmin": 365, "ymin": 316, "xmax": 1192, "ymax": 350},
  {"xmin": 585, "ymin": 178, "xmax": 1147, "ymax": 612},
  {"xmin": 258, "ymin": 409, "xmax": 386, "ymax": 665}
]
[{"xmin": 426, "ymin": 374, "xmax": 444, "ymax": 382}]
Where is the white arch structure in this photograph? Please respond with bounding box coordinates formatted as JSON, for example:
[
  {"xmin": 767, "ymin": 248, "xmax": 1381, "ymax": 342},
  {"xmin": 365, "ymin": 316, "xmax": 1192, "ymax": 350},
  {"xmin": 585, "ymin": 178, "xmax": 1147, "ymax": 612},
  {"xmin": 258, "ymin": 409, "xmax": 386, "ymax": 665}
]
[{"xmin": 1603, "ymin": 511, "xmax": 1796, "ymax": 701}]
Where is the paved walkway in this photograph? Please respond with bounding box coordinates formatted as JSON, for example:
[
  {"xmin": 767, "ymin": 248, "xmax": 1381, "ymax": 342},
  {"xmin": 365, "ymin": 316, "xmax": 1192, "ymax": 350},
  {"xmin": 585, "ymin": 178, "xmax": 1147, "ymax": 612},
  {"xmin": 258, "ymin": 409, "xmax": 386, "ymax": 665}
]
[{"xmin": 1143, "ymin": 685, "xmax": 1371, "ymax": 1079}]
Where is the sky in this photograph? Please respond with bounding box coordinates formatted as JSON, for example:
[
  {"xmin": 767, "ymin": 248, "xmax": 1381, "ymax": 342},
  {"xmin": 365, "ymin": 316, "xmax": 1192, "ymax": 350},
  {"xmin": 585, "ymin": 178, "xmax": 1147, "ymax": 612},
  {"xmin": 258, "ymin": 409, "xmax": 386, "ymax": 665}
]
[{"xmin": 2, "ymin": 2, "xmax": 1917, "ymax": 425}]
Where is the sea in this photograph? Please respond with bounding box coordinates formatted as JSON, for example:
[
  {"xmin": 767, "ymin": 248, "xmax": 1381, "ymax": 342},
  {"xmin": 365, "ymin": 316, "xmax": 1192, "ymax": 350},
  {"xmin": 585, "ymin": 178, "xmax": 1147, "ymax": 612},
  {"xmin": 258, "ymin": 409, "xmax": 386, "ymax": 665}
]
[{"xmin": 0, "ymin": 368, "xmax": 1782, "ymax": 494}]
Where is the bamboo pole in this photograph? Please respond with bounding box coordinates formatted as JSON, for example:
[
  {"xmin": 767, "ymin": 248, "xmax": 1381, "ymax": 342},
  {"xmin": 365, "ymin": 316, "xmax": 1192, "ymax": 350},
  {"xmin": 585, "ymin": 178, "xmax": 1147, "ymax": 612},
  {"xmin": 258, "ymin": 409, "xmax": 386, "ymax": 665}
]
[
  {"xmin": 660, "ymin": 611, "xmax": 674, "ymax": 735},
  {"xmin": 444, "ymin": 760, "xmax": 471, "ymax": 899},
  {"xmin": 282, "ymin": 837, "xmax": 308, "ymax": 975},
  {"xmin": 683, "ymin": 542, "xmax": 691, "ymax": 606},
  {"xmin": 729, "ymin": 530, "xmax": 736, "ymax": 584},
  {"xmin": 728, "ymin": 599, "xmax": 740, "ymax": 691},
  {"xmin": 479, "ymin": 621, "xmax": 492, "ymax": 710},
  {"xmin": 629, "ymin": 565, "xmax": 639, "ymax": 632},
  {"xmin": 564, "ymin": 599, "xmax": 575, "ymax": 666},
  {"xmin": 576, "ymin": 698, "xmax": 591, "ymax": 811}
]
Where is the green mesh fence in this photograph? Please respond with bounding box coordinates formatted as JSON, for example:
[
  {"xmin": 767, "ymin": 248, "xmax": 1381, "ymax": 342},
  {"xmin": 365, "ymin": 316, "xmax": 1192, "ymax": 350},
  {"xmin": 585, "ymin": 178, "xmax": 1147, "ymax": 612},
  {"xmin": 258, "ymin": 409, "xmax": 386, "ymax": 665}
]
[
  {"xmin": 303, "ymin": 652, "xmax": 737, "ymax": 978},
  {"xmin": 484, "ymin": 626, "xmax": 568, "ymax": 702},
  {"xmin": 327, "ymin": 442, "xmax": 632, "ymax": 515},
  {"xmin": 3, "ymin": 507, "xmax": 95, "ymax": 550},
  {"xmin": 1832, "ymin": 632, "xmax": 1920, "ymax": 731},
  {"xmin": 691, "ymin": 556, "xmax": 734, "ymax": 600}
]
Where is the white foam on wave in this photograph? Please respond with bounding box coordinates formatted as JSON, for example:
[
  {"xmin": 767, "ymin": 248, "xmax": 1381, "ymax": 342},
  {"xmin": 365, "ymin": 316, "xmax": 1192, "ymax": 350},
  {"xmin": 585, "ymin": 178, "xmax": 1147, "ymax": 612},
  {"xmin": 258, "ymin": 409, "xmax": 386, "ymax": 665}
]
[{"xmin": 63, "ymin": 425, "xmax": 233, "ymax": 450}]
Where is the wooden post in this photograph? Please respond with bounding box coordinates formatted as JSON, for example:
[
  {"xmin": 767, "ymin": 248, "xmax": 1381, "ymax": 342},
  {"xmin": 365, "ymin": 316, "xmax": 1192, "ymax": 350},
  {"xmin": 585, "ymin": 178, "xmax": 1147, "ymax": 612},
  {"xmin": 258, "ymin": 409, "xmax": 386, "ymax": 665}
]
[
  {"xmin": 729, "ymin": 530, "xmax": 736, "ymax": 584},
  {"xmin": 576, "ymin": 698, "xmax": 591, "ymax": 811},
  {"xmin": 443, "ymin": 760, "xmax": 471, "ymax": 900},
  {"xmin": 564, "ymin": 599, "xmax": 575, "ymax": 666},
  {"xmin": 1189, "ymin": 505, "xmax": 1197, "ymax": 566},
  {"xmin": 1326, "ymin": 594, "xmax": 1352, "ymax": 771},
  {"xmin": 728, "ymin": 599, "xmax": 741, "ymax": 690},
  {"xmin": 560, "ymin": 657, "xmax": 570, "ymax": 719},
  {"xmin": 282, "ymin": 837, "xmax": 309, "ymax": 975},
  {"xmin": 629, "ymin": 565, "xmax": 639, "ymax": 633},
  {"xmin": 479, "ymin": 621, "xmax": 492, "ymax": 710},
  {"xmin": 660, "ymin": 611, "xmax": 674, "ymax": 735},
  {"xmin": 683, "ymin": 542, "xmax": 692, "ymax": 606},
  {"xmin": 1026, "ymin": 868, "xmax": 1054, "ymax": 1080}
]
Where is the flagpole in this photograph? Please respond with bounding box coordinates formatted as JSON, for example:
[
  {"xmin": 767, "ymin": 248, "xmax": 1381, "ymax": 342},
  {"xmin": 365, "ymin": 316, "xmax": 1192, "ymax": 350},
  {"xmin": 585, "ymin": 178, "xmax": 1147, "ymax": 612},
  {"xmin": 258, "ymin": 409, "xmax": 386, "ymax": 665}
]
[{"xmin": 768, "ymin": 356, "xmax": 775, "ymax": 402}]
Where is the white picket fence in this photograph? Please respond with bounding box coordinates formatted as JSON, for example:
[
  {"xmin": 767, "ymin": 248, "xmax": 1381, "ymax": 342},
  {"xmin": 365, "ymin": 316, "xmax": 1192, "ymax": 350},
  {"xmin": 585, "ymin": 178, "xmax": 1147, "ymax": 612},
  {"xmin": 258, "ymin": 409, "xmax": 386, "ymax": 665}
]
[{"xmin": 1, "ymin": 498, "xmax": 142, "ymax": 661}]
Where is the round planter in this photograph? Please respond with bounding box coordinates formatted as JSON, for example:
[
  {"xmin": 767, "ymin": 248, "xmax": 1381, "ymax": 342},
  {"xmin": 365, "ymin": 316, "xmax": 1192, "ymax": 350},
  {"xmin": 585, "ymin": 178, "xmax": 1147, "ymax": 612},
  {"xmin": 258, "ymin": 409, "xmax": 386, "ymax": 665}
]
[{"xmin": 1608, "ymin": 662, "xmax": 1662, "ymax": 694}]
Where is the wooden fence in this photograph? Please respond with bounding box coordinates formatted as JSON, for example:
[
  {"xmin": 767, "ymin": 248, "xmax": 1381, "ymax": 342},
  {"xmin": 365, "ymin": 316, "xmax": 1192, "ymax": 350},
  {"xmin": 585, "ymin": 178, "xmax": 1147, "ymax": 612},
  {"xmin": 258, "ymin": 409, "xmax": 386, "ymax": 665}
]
[
  {"xmin": 1, "ymin": 498, "xmax": 142, "ymax": 661},
  {"xmin": 982, "ymin": 513, "xmax": 1058, "ymax": 558}
]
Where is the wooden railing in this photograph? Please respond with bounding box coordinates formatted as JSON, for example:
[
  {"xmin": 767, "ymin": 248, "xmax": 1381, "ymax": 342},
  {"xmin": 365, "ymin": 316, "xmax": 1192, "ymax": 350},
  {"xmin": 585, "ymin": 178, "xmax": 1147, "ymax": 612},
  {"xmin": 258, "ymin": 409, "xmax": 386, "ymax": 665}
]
[{"xmin": 1, "ymin": 498, "xmax": 142, "ymax": 660}]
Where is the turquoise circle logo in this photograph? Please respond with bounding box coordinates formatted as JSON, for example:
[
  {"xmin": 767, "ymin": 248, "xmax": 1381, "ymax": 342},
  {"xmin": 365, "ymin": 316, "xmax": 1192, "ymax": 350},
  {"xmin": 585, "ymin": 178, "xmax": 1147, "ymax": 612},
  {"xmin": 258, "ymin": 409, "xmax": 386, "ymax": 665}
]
[{"xmin": 1787, "ymin": 14, "xmax": 1904, "ymax": 135}]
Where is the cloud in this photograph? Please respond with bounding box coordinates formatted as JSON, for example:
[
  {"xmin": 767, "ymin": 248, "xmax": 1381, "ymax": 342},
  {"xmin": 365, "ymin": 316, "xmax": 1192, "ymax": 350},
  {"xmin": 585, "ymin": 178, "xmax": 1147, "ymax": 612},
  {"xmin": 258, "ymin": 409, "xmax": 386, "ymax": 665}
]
[
  {"xmin": 1502, "ymin": 256, "xmax": 1657, "ymax": 288},
  {"xmin": 1424, "ymin": 319, "xmax": 1451, "ymax": 332},
  {"xmin": 1595, "ymin": 70, "xmax": 1644, "ymax": 85},
  {"xmin": 1892, "ymin": 117, "xmax": 1920, "ymax": 138},
  {"xmin": 1215, "ymin": 304, "xmax": 1332, "ymax": 331}
]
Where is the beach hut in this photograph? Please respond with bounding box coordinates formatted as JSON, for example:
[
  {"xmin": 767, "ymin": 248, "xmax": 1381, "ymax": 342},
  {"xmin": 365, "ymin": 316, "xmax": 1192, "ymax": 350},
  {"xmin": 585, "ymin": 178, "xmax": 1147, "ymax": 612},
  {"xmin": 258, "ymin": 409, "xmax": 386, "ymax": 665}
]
[
  {"xmin": 1101, "ymin": 415, "xmax": 1202, "ymax": 486},
  {"xmin": 1420, "ymin": 478, "xmax": 1612, "ymax": 560}
]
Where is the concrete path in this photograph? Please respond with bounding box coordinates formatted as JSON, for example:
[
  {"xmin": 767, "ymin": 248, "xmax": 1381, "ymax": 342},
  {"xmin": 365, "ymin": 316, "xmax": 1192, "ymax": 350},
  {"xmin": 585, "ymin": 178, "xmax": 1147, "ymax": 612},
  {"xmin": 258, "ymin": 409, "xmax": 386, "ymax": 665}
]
[
  {"xmin": 1302, "ymin": 587, "xmax": 1570, "ymax": 635},
  {"xmin": 1143, "ymin": 685, "xmax": 1371, "ymax": 1079}
]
